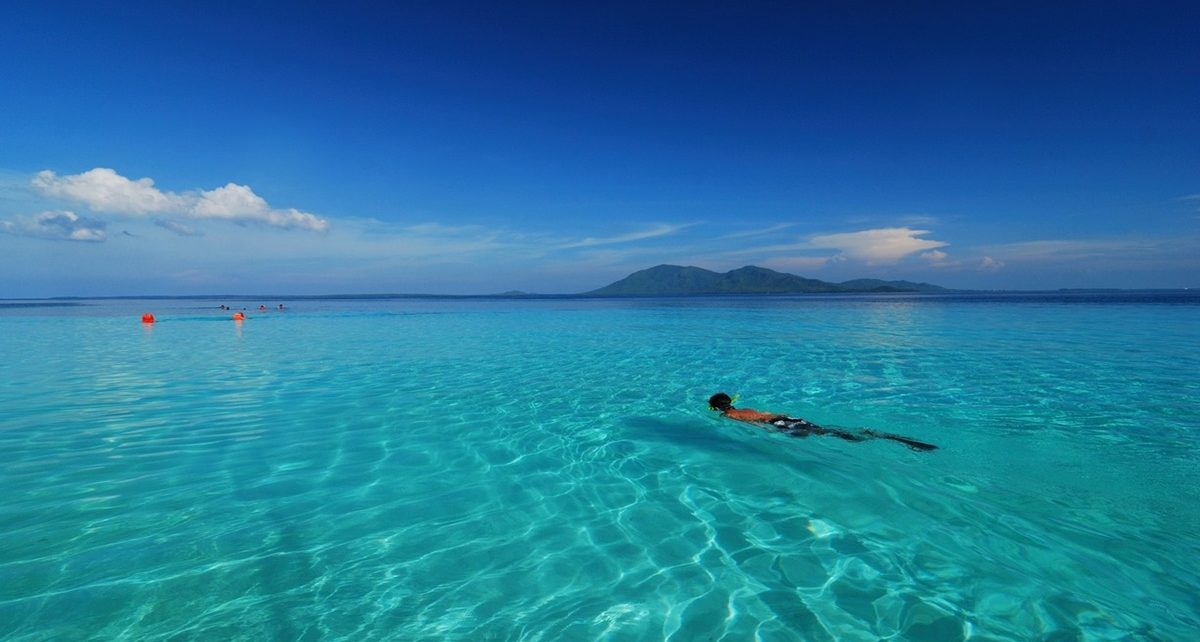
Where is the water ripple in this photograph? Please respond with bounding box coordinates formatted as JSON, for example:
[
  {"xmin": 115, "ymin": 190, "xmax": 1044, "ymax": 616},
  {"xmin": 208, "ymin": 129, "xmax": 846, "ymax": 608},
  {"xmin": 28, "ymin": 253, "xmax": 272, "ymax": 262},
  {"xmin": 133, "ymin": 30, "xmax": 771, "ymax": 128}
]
[{"xmin": 1, "ymin": 297, "xmax": 1196, "ymax": 640}]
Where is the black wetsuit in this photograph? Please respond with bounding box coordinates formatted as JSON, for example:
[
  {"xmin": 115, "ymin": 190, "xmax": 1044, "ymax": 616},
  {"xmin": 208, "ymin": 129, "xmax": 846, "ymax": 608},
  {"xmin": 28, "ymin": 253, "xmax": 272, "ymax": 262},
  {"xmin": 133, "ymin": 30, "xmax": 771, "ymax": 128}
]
[
  {"xmin": 770, "ymin": 417, "xmax": 867, "ymax": 442},
  {"xmin": 768, "ymin": 416, "xmax": 938, "ymax": 451}
]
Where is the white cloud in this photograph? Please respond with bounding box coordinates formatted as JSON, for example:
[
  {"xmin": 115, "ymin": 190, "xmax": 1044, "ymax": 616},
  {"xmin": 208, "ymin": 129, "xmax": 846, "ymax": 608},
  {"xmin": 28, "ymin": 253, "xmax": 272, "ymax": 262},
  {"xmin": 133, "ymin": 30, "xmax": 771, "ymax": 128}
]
[
  {"xmin": 977, "ymin": 236, "xmax": 1199, "ymax": 273},
  {"xmin": 979, "ymin": 256, "xmax": 1005, "ymax": 272},
  {"xmin": 33, "ymin": 168, "xmax": 328, "ymax": 231},
  {"xmin": 844, "ymin": 213, "xmax": 940, "ymax": 227},
  {"xmin": 921, "ymin": 249, "xmax": 952, "ymax": 267},
  {"xmin": 808, "ymin": 227, "xmax": 948, "ymax": 264},
  {"xmin": 720, "ymin": 223, "xmax": 793, "ymax": 240},
  {"xmin": 899, "ymin": 214, "xmax": 940, "ymax": 226},
  {"xmin": 33, "ymin": 168, "xmax": 179, "ymax": 214},
  {"xmin": 557, "ymin": 223, "xmax": 690, "ymax": 249},
  {"xmin": 402, "ymin": 222, "xmax": 489, "ymax": 236},
  {"xmin": 189, "ymin": 183, "xmax": 267, "ymax": 219},
  {"xmin": 155, "ymin": 219, "xmax": 203, "ymax": 237},
  {"xmin": 1, "ymin": 210, "xmax": 107, "ymax": 242},
  {"xmin": 986, "ymin": 239, "xmax": 1135, "ymax": 262}
]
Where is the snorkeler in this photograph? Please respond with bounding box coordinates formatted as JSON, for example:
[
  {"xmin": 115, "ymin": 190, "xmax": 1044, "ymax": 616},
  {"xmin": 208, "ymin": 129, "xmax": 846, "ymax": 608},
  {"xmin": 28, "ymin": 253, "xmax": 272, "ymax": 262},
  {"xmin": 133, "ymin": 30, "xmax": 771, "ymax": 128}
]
[{"xmin": 708, "ymin": 392, "xmax": 938, "ymax": 452}]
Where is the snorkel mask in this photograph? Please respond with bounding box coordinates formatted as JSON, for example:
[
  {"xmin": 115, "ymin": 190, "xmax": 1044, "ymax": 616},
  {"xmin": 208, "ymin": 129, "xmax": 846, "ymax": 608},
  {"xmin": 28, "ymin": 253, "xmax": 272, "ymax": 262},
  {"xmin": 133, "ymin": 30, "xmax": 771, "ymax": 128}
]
[{"xmin": 707, "ymin": 392, "xmax": 739, "ymax": 411}]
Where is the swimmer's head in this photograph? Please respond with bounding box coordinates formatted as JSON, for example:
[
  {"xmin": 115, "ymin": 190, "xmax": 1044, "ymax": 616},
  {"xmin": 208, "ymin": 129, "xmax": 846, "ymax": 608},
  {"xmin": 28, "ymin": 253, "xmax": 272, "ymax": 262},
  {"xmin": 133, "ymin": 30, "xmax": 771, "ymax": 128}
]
[{"xmin": 708, "ymin": 392, "xmax": 734, "ymax": 412}]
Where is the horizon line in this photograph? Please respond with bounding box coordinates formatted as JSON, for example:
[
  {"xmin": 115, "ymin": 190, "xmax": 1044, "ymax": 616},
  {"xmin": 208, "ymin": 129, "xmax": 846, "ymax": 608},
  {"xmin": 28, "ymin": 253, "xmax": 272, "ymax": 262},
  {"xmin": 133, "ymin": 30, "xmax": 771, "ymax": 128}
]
[{"xmin": 3, "ymin": 287, "xmax": 1196, "ymax": 302}]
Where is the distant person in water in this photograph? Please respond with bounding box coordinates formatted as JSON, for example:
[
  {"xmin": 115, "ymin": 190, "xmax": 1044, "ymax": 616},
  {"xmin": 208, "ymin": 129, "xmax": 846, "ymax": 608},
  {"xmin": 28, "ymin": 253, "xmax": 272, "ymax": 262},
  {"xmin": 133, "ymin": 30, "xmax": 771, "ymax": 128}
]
[{"xmin": 707, "ymin": 392, "xmax": 938, "ymax": 451}]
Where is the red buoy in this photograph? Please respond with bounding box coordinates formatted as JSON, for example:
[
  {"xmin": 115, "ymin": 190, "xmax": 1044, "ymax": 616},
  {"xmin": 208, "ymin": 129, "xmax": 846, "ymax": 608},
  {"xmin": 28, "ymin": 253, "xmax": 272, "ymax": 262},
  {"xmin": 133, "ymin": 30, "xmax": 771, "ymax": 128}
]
[
  {"xmin": 232, "ymin": 312, "xmax": 245, "ymax": 320},
  {"xmin": 141, "ymin": 313, "xmax": 155, "ymax": 324}
]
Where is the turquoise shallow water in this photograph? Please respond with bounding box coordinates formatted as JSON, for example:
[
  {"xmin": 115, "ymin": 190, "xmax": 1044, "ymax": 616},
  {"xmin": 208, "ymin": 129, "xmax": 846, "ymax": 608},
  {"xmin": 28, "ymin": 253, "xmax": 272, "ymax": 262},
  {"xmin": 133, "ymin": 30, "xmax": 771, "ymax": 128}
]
[{"xmin": 1, "ymin": 293, "xmax": 1198, "ymax": 641}]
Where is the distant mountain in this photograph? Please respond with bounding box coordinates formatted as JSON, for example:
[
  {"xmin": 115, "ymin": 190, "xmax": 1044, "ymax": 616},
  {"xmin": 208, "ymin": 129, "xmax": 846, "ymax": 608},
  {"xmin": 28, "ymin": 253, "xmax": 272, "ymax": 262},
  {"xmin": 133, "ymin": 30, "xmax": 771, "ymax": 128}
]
[
  {"xmin": 583, "ymin": 265, "xmax": 949, "ymax": 296},
  {"xmin": 836, "ymin": 278, "xmax": 948, "ymax": 293}
]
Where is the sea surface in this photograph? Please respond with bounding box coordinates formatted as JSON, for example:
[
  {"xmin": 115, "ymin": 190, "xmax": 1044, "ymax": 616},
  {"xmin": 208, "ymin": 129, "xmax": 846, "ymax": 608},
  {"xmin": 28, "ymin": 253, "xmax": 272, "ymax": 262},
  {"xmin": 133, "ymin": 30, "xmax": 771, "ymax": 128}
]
[{"xmin": 1, "ymin": 292, "xmax": 1197, "ymax": 641}]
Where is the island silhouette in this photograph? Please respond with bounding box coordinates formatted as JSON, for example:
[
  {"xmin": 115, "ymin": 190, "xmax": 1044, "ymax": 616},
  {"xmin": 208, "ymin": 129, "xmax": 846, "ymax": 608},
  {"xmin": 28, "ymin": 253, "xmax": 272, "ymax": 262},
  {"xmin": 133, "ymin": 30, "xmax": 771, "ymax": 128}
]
[{"xmin": 582, "ymin": 264, "xmax": 947, "ymax": 296}]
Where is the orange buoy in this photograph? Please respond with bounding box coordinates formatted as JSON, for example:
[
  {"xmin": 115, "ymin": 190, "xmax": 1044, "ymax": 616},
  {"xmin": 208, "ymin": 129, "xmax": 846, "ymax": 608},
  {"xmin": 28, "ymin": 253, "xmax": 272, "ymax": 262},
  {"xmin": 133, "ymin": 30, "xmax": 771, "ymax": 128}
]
[
  {"xmin": 232, "ymin": 312, "xmax": 245, "ymax": 321},
  {"xmin": 141, "ymin": 313, "xmax": 156, "ymax": 324}
]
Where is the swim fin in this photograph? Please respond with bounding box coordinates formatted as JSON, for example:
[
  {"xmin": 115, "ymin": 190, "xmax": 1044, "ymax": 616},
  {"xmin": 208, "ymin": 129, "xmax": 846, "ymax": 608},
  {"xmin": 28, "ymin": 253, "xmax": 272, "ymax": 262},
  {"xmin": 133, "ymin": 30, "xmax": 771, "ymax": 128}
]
[{"xmin": 863, "ymin": 429, "xmax": 938, "ymax": 452}]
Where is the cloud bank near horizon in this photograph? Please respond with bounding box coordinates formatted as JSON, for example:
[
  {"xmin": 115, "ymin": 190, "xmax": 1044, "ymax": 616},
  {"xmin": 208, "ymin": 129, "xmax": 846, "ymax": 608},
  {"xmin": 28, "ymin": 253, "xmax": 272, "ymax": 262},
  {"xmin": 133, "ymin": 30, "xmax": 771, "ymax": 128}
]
[
  {"xmin": 1, "ymin": 210, "xmax": 107, "ymax": 242},
  {"xmin": 807, "ymin": 227, "xmax": 948, "ymax": 264},
  {"xmin": 5, "ymin": 167, "xmax": 1196, "ymax": 294}
]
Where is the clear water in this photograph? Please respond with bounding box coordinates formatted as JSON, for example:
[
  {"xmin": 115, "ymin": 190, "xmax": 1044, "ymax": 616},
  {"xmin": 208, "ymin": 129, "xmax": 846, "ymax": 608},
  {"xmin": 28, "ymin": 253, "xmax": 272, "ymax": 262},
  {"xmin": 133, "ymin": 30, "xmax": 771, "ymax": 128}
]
[{"xmin": 1, "ymin": 293, "xmax": 1197, "ymax": 641}]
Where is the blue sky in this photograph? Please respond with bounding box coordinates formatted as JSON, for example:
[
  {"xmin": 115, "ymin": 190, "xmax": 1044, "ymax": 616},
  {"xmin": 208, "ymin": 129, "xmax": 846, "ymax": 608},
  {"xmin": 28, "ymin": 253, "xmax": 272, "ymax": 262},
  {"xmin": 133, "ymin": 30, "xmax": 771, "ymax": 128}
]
[{"xmin": 1, "ymin": 1, "xmax": 1197, "ymax": 295}]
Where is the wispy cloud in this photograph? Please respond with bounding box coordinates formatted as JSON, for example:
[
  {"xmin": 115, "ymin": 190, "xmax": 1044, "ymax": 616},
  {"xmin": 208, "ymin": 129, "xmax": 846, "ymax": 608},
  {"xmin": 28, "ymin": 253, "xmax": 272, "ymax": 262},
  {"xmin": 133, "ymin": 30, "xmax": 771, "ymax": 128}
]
[
  {"xmin": 155, "ymin": 219, "xmax": 203, "ymax": 237},
  {"xmin": 720, "ymin": 223, "xmax": 793, "ymax": 240},
  {"xmin": 34, "ymin": 168, "xmax": 328, "ymax": 231},
  {"xmin": 0, "ymin": 210, "xmax": 106, "ymax": 242},
  {"xmin": 844, "ymin": 214, "xmax": 940, "ymax": 227},
  {"xmin": 401, "ymin": 222, "xmax": 491, "ymax": 236},
  {"xmin": 556, "ymin": 223, "xmax": 691, "ymax": 249},
  {"xmin": 920, "ymin": 249, "xmax": 952, "ymax": 267},
  {"xmin": 899, "ymin": 214, "xmax": 941, "ymax": 226},
  {"xmin": 685, "ymin": 226, "xmax": 950, "ymax": 269},
  {"xmin": 978, "ymin": 256, "xmax": 1004, "ymax": 272},
  {"xmin": 985, "ymin": 239, "xmax": 1142, "ymax": 261},
  {"xmin": 808, "ymin": 227, "xmax": 948, "ymax": 264},
  {"xmin": 978, "ymin": 236, "xmax": 1200, "ymax": 272}
]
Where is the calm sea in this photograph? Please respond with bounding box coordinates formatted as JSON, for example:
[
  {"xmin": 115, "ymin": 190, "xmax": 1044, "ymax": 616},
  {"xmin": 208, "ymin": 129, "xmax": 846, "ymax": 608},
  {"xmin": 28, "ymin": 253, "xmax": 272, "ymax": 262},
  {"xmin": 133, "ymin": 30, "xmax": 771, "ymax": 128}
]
[{"xmin": 1, "ymin": 292, "xmax": 1197, "ymax": 641}]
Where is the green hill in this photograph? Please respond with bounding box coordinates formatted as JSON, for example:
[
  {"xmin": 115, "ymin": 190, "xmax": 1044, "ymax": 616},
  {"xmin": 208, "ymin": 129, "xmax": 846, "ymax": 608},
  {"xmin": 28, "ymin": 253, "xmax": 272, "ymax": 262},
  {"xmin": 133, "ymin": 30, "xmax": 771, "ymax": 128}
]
[
  {"xmin": 584, "ymin": 265, "xmax": 948, "ymax": 296},
  {"xmin": 836, "ymin": 278, "xmax": 948, "ymax": 293}
]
